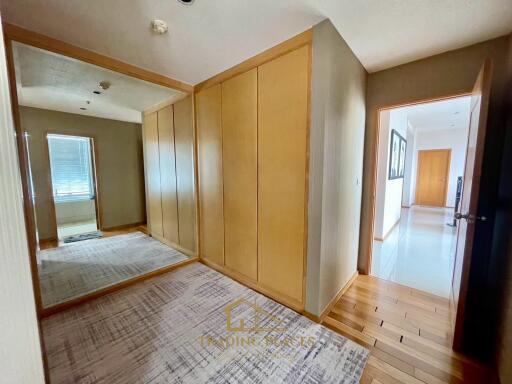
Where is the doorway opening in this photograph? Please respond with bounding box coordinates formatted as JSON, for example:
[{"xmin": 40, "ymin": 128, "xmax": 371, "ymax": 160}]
[
  {"xmin": 370, "ymin": 95, "xmax": 471, "ymax": 298},
  {"xmin": 46, "ymin": 134, "xmax": 100, "ymax": 242}
]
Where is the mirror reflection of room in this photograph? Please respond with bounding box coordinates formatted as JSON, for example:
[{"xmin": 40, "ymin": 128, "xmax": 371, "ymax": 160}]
[{"xmin": 13, "ymin": 41, "xmax": 197, "ymax": 310}]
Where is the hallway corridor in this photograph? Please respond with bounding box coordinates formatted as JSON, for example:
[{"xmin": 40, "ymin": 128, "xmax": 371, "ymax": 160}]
[{"xmin": 371, "ymin": 206, "xmax": 457, "ymax": 297}]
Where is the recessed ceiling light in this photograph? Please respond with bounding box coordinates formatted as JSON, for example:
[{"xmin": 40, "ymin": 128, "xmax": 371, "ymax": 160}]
[
  {"xmin": 151, "ymin": 19, "xmax": 168, "ymax": 35},
  {"xmin": 177, "ymin": 0, "xmax": 194, "ymax": 4}
]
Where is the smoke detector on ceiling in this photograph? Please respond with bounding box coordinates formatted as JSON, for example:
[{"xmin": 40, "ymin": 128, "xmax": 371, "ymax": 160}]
[
  {"xmin": 151, "ymin": 19, "xmax": 169, "ymax": 35},
  {"xmin": 99, "ymin": 81, "xmax": 111, "ymax": 90}
]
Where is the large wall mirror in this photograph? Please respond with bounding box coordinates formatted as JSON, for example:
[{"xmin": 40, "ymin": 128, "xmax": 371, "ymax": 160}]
[{"xmin": 8, "ymin": 38, "xmax": 198, "ymax": 315}]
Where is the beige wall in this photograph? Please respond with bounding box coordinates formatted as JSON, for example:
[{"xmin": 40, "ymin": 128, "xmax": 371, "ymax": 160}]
[
  {"xmin": 55, "ymin": 200, "xmax": 96, "ymax": 225},
  {"xmin": 306, "ymin": 20, "xmax": 367, "ymax": 316},
  {"xmin": 374, "ymin": 109, "xmax": 407, "ymax": 239},
  {"xmin": 21, "ymin": 106, "xmax": 146, "ymax": 239},
  {"xmin": 359, "ymin": 35, "xmax": 511, "ymax": 272}
]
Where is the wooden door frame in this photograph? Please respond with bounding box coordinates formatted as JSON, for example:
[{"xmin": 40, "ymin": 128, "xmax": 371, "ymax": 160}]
[
  {"xmin": 89, "ymin": 137, "xmax": 102, "ymax": 230},
  {"xmin": 3, "ymin": 23, "xmax": 193, "ymax": 93},
  {"xmin": 2, "ymin": 23, "xmax": 193, "ymax": 319},
  {"xmin": 45, "ymin": 132, "xmax": 102, "ymax": 235},
  {"xmin": 415, "ymin": 148, "xmax": 452, "ymax": 207},
  {"xmin": 366, "ymin": 93, "xmax": 471, "ymax": 277}
]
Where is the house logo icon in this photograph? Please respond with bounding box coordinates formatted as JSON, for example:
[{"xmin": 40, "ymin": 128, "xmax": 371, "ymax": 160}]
[{"xmin": 225, "ymin": 298, "xmax": 287, "ymax": 333}]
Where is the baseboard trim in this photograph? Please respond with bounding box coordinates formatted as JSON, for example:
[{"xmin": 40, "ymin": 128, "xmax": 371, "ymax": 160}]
[
  {"xmin": 40, "ymin": 257, "xmax": 198, "ymax": 318},
  {"xmin": 151, "ymin": 233, "xmax": 197, "ymax": 258},
  {"xmin": 199, "ymin": 258, "xmax": 304, "ymax": 313},
  {"xmin": 374, "ymin": 218, "xmax": 400, "ymax": 242},
  {"xmin": 100, "ymin": 221, "xmax": 147, "ymax": 232},
  {"xmin": 38, "ymin": 236, "xmax": 58, "ymax": 243},
  {"xmin": 302, "ymin": 311, "xmax": 321, "ymax": 323},
  {"xmin": 304, "ymin": 270, "xmax": 359, "ymax": 323},
  {"xmin": 321, "ymin": 271, "xmax": 359, "ymax": 321}
]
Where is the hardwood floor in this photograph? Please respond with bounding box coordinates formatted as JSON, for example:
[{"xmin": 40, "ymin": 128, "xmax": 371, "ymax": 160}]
[{"xmin": 323, "ymin": 275, "xmax": 496, "ymax": 384}]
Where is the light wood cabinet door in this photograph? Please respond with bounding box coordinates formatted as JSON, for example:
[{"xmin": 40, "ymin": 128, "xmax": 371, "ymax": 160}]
[
  {"xmin": 257, "ymin": 46, "xmax": 309, "ymax": 303},
  {"xmin": 158, "ymin": 105, "xmax": 180, "ymax": 244},
  {"xmin": 196, "ymin": 85, "xmax": 224, "ymax": 265},
  {"xmin": 144, "ymin": 111, "xmax": 163, "ymax": 237},
  {"xmin": 415, "ymin": 149, "xmax": 451, "ymax": 207},
  {"xmin": 222, "ymin": 69, "xmax": 258, "ymax": 280},
  {"xmin": 174, "ymin": 96, "xmax": 197, "ymax": 253}
]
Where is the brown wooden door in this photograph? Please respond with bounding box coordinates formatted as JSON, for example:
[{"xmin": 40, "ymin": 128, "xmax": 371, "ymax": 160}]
[
  {"xmin": 451, "ymin": 59, "xmax": 492, "ymax": 350},
  {"xmin": 222, "ymin": 69, "xmax": 258, "ymax": 280},
  {"xmin": 257, "ymin": 46, "xmax": 309, "ymax": 304},
  {"xmin": 415, "ymin": 149, "xmax": 451, "ymax": 207},
  {"xmin": 158, "ymin": 105, "xmax": 180, "ymax": 244},
  {"xmin": 196, "ymin": 85, "xmax": 224, "ymax": 266},
  {"xmin": 174, "ymin": 96, "xmax": 197, "ymax": 254},
  {"xmin": 143, "ymin": 112, "xmax": 164, "ymax": 238}
]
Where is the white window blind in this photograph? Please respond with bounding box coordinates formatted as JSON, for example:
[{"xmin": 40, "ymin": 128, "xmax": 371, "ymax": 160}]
[{"xmin": 47, "ymin": 134, "xmax": 94, "ymax": 202}]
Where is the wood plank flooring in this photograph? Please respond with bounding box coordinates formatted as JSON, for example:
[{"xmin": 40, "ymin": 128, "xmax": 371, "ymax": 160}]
[{"xmin": 323, "ymin": 275, "xmax": 496, "ymax": 384}]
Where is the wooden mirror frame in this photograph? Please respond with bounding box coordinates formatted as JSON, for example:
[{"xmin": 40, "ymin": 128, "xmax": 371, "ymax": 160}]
[{"xmin": 2, "ymin": 22, "xmax": 197, "ymax": 318}]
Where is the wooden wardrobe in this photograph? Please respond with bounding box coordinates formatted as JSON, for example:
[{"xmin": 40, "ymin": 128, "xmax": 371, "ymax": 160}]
[
  {"xmin": 195, "ymin": 42, "xmax": 310, "ymax": 310},
  {"xmin": 143, "ymin": 96, "xmax": 197, "ymax": 256}
]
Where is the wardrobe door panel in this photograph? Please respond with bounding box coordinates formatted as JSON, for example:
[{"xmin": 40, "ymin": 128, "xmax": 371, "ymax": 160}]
[
  {"xmin": 257, "ymin": 46, "xmax": 309, "ymax": 303},
  {"xmin": 196, "ymin": 85, "xmax": 224, "ymax": 265},
  {"xmin": 174, "ymin": 96, "xmax": 197, "ymax": 253},
  {"xmin": 222, "ymin": 69, "xmax": 258, "ymax": 280},
  {"xmin": 158, "ymin": 105, "xmax": 180, "ymax": 244},
  {"xmin": 144, "ymin": 112, "xmax": 163, "ymax": 237}
]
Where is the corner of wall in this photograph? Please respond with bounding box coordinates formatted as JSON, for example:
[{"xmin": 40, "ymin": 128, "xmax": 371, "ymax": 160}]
[
  {"xmin": 305, "ymin": 16, "xmax": 367, "ymax": 315},
  {"xmin": 305, "ymin": 20, "xmax": 327, "ymax": 316}
]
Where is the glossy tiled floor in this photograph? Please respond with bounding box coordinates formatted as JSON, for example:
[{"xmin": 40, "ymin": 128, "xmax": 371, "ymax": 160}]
[
  {"xmin": 57, "ymin": 220, "xmax": 98, "ymax": 239},
  {"xmin": 371, "ymin": 206, "xmax": 457, "ymax": 297}
]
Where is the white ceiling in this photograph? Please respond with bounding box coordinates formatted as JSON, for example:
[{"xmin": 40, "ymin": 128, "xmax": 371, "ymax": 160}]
[
  {"xmin": 13, "ymin": 42, "xmax": 184, "ymax": 123},
  {"xmin": 318, "ymin": 0, "xmax": 512, "ymax": 73},
  {"xmin": 1, "ymin": 0, "xmax": 511, "ymax": 84},
  {"xmin": 395, "ymin": 96, "xmax": 472, "ymax": 133}
]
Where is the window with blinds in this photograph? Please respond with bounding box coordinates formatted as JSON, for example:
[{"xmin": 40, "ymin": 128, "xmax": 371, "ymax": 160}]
[{"xmin": 47, "ymin": 134, "xmax": 95, "ymax": 202}]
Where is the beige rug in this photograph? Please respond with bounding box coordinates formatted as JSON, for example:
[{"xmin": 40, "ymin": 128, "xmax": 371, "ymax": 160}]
[
  {"xmin": 38, "ymin": 231, "xmax": 189, "ymax": 307},
  {"xmin": 42, "ymin": 262, "xmax": 368, "ymax": 383}
]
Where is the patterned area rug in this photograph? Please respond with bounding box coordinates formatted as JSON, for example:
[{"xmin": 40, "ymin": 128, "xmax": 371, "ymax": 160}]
[
  {"xmin": 37, "ymin": 232, "xmax": 189, "ymax": 308},
  {"xmin": 42, "ymin": 263, "xmax": 369, "ymax": 384},
  {"xmin": 63, "ymin": 230, "xmax": 103, "ymax": 243}
]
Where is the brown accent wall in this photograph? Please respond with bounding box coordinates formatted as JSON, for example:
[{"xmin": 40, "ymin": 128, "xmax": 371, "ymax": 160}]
[
  {"xmin": 20, "ymin": 106, "xmax": 146, "ymax": 240},
  {"xmin": 360, "ymin": 35, "xmax": 511, "ymax": 273}
]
